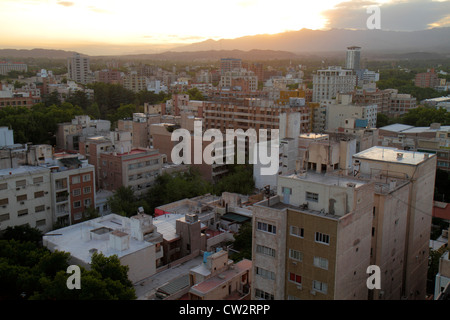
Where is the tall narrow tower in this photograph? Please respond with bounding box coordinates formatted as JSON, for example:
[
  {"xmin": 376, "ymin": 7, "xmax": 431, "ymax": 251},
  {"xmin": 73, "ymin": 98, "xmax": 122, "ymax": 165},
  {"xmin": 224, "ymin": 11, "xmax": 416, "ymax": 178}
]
[{"xmin": 345, "ymin": 46, "xmax": 361, "ymax": 70}]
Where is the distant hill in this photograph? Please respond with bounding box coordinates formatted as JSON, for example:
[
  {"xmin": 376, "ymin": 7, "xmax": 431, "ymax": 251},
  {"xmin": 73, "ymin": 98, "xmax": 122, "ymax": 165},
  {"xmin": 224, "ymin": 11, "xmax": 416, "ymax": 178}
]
[
  {"xmin": 101, "ymin": 49, "xmax": 300, "ymax": 61},
  {"xmin": 0, "ymin": 48, "xmax": 86, "ymax": 59},
  {"xmin": 173, "ymin": 28, "xmax": 450, "ymax": 55},
  {"xmin": 1, "ymin": 27, "xmax": 450, "ymax": 61}
]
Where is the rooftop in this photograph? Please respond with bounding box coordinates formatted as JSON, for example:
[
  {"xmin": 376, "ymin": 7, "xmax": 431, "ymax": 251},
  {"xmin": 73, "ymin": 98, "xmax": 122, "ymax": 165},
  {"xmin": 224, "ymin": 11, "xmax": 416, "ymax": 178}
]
[
  {"xmin": 354, "ymin": 146, "xmax": 435, "ymax": 166},
  {"xmin": 43, "ymin": 214, "xmax": 154, "ymax": 264},
  {"xmin": 282, "ymin": 171, "xmax": 367, "ymax": 189},
  {"xmin": 0, "ymin": 165, "xmax": 49, "ymax": 178},
  {"xmin": 190, "ymin": 259, "xmax": 252, "ymax": 295}
]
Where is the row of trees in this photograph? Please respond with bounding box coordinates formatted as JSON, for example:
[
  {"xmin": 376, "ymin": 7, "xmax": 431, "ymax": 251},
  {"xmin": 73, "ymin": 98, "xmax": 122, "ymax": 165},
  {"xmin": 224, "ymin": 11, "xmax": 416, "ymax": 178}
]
[
  {"xmin": 376, "ymin": 106, "xmax": 450, "ymax": 128},
  {"xmin": 108, "ymin": 166, "xmax": 256, "ymax": 218},
  {"xmin": 0, "ymin": 225, "xmax": 136, "ymax": 300}
]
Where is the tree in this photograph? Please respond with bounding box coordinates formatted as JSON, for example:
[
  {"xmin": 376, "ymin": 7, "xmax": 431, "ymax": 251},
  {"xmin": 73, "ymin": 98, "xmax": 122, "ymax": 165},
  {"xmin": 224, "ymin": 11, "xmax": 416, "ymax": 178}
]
[
  {"xmin": 213, "ymin": 164, "xmax": 255, "ymax": 195},
  {"xmin": 228, "ymin": 222, "xmax": 252, "ymax": 262},
  {"xmin": 145, "ymin": 167, "xmax": 212, "ymax": 213},
  {"xmin": 184, "ymin": 87, "xmax": 205, "ymax": 101},
  {"xmin": 1, "ymin": 225, "xmax": 43, "ymax": 244},
  {"xmin": 107, "ymin": 186, "xmax": 140, "ymax": 217},
  {"xmin": 376, "ymin": 113, "xmax": 391, "ymax": 128}
]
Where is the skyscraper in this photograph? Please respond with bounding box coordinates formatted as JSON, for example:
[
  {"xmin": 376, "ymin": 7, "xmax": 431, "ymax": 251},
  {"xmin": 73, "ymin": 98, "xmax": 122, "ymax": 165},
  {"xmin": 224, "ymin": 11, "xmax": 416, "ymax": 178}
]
[{"xmin": 345, "ymin": 46, "xmax": 361, "ymax": 70}]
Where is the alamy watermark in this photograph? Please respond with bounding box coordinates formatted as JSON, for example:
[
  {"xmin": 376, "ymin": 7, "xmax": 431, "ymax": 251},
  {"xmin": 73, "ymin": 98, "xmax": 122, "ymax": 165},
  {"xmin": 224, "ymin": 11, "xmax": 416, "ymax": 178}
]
[
  {"xmin": 170, "ymin": 120, "xmax": 280, "ymax": 176},
  {"xmin": 366, "ymin": 5, "xmax": 381, "ymax": 30},
  {"xmin": 66, "ymin": 265, "xmax": 81, "ymax": 290}
]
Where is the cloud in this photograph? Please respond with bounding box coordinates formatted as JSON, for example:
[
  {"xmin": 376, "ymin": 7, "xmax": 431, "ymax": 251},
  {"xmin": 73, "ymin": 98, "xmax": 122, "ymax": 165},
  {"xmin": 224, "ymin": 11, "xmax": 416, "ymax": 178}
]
[
  {"xmin": 88, "ymin": 6, "xmax": 110, "ymax": 14},
  {"xmin": 57, "ymin": 1, "xmax": 74, "ymax": 7},
  {"xmin": 322, "ymin": 0, "xmax": 450, "ymax": 31}
]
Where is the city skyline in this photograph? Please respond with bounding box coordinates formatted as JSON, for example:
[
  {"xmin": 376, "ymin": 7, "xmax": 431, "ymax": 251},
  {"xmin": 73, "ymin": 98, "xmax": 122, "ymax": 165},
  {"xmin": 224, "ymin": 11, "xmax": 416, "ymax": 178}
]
[{"xmin": 1, "ymin": 0, "xmax": 450, "ymax": 55}]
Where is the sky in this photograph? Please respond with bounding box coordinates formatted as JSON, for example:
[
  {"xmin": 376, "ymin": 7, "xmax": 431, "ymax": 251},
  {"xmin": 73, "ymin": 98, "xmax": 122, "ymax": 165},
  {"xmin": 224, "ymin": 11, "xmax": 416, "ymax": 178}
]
[{"xmin": 0, "ymin": 0, "xmax": 449, "ymax": 55}]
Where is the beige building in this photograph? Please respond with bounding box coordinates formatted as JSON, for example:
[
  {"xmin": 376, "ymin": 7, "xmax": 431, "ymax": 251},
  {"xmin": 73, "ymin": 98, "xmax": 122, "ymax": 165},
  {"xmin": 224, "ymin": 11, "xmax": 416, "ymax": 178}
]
[
  {"xmin": 0, "ymin": 166, "xmax": 53, "ymax": 233},
  {"xmin": 251, "ymin": 146, "xmax": 436, "ymax": 300},
  {"xmin": 251, "ymin": 172, "xmax": 374, "ymax": 300},
  {"xmin": 188, "ymin": 250, "xmax": 252, "ymax": 300},
  {"xmin": 353, "ymin": 146, "xmax": 437, "ymax": 300}
]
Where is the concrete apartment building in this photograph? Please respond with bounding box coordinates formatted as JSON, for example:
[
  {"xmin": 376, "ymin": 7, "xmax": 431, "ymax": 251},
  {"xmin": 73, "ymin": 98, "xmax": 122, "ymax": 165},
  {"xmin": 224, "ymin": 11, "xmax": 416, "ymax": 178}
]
[
  {"xmin": 41, "ymin": 153, "xmax": 96, "ymax": 227},
  {"xmin": 378, "ymin": 123, "xmax": 450, "ymax": 172},
  {"xmin": 67, "ymin": 53, "xmax": 92, "ymax": 84},
  {"xmin": 415, "ymin": 69, "xmax": 440, "ymax": 88},
  {"xmin": 203, "ymin": 98, "xmax": 309, "ymax": 137},
  {"xmin": 314, "ymin": 93, "xmax": 377, "ymax": 132},
  {"xmin": 353, "ymin": 146, "xmax": 437, "ymax": 300},
  {"xmin": 251, "ymin": 145, "xmax": 436, "ymax": 300},
  {"xmin": 43, "ymin": 212, "xmax": 163, "ymax": 284},
  {"xmin": 122, "ymin": 72, "xmax": 148, "ymax": 93},
  {"xmin": 345, "ymin": 46, "xmax": 361, "ymax": 71},
  {"xmin": 0, "ymin": 61, "xmax": 27, "ymax": 75},
  {"xmin": 0, "ymin": 166, "xmax": 53, "ymax": 233},
  {"xmin": 98, "ymin": 147, "xmax": 163, "ymax": 197},
  {"xmin": 56, "ymin": 115, "xmax": 111, "ymax": 151},
  {"xmin": 251, "ymin": 172, "xmax": 374, "ymax": 300},
  {"xmin": 219, "ymin": 69, "xmax": 258, "ymax": 92},
  {"xmin": 189, "ymin": 249, "xmax": 252, "ymax": 300},
  {"xmin": 312, "ymin": 66, "xmax": 356, "ymax": 103},
  {"xmin": 352, "ymin": 87, "xmax": 416, "ymax": 117}
]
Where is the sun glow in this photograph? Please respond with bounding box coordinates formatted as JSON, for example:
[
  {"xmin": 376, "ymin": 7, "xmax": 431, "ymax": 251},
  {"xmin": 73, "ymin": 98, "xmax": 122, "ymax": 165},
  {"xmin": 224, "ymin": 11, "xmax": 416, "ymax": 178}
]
[{"xmin": 0, "ymin": 0, "xmax": 345, "ymax": 53}]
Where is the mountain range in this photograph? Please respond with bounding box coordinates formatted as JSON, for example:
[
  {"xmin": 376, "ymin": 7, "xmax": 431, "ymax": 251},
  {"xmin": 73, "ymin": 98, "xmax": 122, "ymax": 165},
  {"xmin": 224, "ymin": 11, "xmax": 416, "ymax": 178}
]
[{"xmin": 0, "ymin": 28, "xmax": 449, "ymax": 61}]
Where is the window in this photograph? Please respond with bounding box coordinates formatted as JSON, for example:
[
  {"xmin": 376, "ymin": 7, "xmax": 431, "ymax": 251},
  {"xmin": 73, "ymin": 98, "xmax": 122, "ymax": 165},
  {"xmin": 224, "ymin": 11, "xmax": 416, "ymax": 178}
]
[
  {"xmin": 315, "ymin": 232, "xmax": 330, "ymax": 245},
  {"xmin": 84, "ymin": 198, "xmax": 91, "ymax": 208},
  {"xmin": 18, "ymin": 209, "xmax": 28, "ymax": 217},
  {"xmin": 16, "ymin": 179, "xmax": 26, "ymax": 187},
  {"xmin": 72, "ymin": 176, "xmax": 80, "ymax": 184},
  {"xmin": 289, "ymin": 272, "xmax": 302, "ymax": 285},
  {"xmin": 0, "ymin": 198, "xmax": 9, "ymax": 206},
  {"xmin": 256, "ymin": 245, "xmax": 276, "ymax": 257},
  {"xmin": 33, "ymin": 176, "xmax": 44, "ymax": 184},
  {"xmin": 0, "ymin": 183, "xmax": 7, "ymax": 190},
  {"xmin": 17, "ymin": 194, "xmax": 27, "ymax": 202},
  {"xmin": 312, "ymin": 280, "xmax": 328, "ymax": 294},
  {"xmin": 313, "ymin": 256, "xmax": 329, "ymax": 270},
  {"xmin": 306, "ymin": 192, "xmax": 319, "ymax": 202},
  {"xmin": 34, "ymin": 191, "xmax": 44, "ymax": 198},
  {"xmin": 73, "ymin": 201, "xmax": 81, "ymax": 208},
  {"xmin": 35, "ymin": 205, "xmax": 45, "ymax": 213},
  {"xmin": 289, "ymin": 249, "xmax": 303, "ymax": 262},
  {"xmin": 290, "ymin": 226, "xmax": 304, "ymax": 238},
  {"xmin": 256, "ymin": 267, "xmax": 275, "ymax": 280},
  {"xmin": 257, "ymin": 221, "xmax": 276, "ymax": 234},
  {"xmin": 82, "ymin": 174, "xmax": 91, "ymax": 182},
  {"xmin": 255, "ymin": 289, "xmax": 274, "ymax": 300},
  {"xmin": 73, "ymin": 189, "xmax": 81, "ymax": 196},
  {"xmin": 83, "ymin": 186, "xmax": 91, "ymax": 194},
  {"xmin": 0, "ymin": 213, "xmax": 10, "ymax": 222},
  {"xmin": 36, "ymin": 219, "xmax": 46, "ymax": 227}
]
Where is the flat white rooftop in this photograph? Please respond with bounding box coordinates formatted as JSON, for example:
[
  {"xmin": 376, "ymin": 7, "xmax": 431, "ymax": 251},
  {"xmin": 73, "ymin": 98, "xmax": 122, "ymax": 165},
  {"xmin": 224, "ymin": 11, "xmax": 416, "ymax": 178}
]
[
  {"xmin": 43, "ymin": 214, "xmax": 154, "ymax": 265},
  {"xmin": 353, "ymin": 146, "xmax": 434, "ymax": 166},
  {"xmin": 282, "ymin": 171, "xmax": 367, "ymax": 188}
]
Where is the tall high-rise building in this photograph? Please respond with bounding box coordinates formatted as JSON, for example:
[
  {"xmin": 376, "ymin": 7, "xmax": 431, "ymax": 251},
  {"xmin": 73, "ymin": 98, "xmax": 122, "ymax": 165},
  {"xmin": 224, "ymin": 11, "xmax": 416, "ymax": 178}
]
[
  {"xmin": 67, "ymin": 53, "xmax": 91, "ymax": 84},
  {"xmin": 346, "ymin": 46, "xmax": 361, "ymax": 70}
]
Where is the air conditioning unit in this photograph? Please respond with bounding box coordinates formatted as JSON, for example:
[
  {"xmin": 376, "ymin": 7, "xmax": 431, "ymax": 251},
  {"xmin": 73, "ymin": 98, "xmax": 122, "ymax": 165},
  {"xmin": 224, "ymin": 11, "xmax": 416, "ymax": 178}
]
[
  {"xmin": 310, "ymin": 290, "xmax": 316, "ymax": 296},
  {"xmin": 20, "ymin": 201, "xmax": 25, "ymax": 205},
  {"xmin": 297, "ymin": 284, "xmax": 302, "ymax": 290}
]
